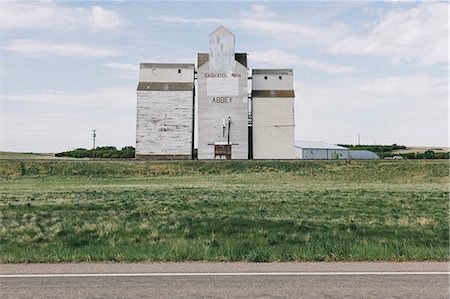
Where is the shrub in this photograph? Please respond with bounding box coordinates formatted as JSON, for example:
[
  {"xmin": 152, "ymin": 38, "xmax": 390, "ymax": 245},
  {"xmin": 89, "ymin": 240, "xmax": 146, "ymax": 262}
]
[{"xmin": 56, "ymin": 146, "xmax": 135, "ymax": 159}]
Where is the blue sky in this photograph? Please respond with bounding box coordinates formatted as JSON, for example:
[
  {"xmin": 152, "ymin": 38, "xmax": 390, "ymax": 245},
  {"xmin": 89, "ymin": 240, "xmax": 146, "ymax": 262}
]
[{"xmin": 1, "ymin": 0, "xmax": 448, "ymax": 152}]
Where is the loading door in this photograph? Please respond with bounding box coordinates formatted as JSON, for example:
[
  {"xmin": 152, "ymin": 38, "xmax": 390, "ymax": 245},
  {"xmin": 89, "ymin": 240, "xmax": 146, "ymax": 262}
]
[{"xmin": 214, "ymin": 144, "xmax": 232, "ymax": 160}]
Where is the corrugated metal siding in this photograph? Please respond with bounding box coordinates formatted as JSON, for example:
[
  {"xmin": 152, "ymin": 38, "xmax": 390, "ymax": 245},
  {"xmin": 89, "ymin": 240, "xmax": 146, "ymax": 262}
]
[
  {"xmin": 349, "ymin": 150, "xmax": 379, "ymax": 160},
  {"xmin": 296, "ymin": 148, "xmax": 349, "ymax": 160},
  {"xmin": 136, "ymin": 91, "xmax": 193, "ymax": 157}
]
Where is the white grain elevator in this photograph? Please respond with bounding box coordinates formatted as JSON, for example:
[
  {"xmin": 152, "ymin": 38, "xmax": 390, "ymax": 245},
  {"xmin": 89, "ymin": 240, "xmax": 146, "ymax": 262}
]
[
  {"xmin": 135, "ymin": 26, "xmax": 296, "ymax": 160},
  {"xmin": 252, "ymin": 69, "xmax": 295, "ymax": 159},
  {"xmin": 197, "ymin": 26, "xmax": 249, "ymax": 160},
  {"xmin": 135, "ymin": 63, "xmax": 195, "ymax": 159}
]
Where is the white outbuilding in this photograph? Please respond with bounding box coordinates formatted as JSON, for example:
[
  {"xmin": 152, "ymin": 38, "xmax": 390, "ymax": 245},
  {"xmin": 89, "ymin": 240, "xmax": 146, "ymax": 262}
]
[{"xmin": 295, "ymin": 141, "xmax": 349, "ymax": 160}]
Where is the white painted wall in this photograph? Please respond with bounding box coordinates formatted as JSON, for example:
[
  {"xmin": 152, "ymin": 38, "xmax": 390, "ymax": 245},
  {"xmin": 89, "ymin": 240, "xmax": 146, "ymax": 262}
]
[
  {"xmin": 252, "ymin": 70, "xmax": 295, "ymax": 159},
  {"xmin": 253, "ymin": 97, "xmax": 295, "ymax": 159},
  {"xmin": 252, "ymin": 74, "xmax": 293, "ymax": 90},
  {"xmin": 197, "ymin": 62, "xmax": 249, "ymax": 159},
  {"xmin": 136, "ymin": 91, "xmax": 193, "ymax": 156},
  {"xmin": 139, "ymin": 67, "xmax": 194, "ymax": 83}
]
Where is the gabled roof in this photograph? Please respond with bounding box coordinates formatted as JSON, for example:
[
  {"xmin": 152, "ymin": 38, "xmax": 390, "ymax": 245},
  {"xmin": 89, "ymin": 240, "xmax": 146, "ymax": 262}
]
[
  {"xmin": 253, "ymin": 69, "xmax": 293, "ymax": 75},
  {"xmin": 197, "ymin": 53, "xmax": 247, "ymax": 68},
  {"xmin": 209, "ymin": 25, "xmax": 234, "ymax": 37},
  {"xmin": 295, "ymin": 141, "xmax": 348, "ymax": 150}
]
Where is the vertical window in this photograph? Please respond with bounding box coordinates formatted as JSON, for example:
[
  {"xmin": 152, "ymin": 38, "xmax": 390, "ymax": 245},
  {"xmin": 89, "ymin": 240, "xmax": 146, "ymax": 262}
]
[
  {"xmin": 264, "ymin": 76, "xmax": 268, "ymax": 80},
  {"xmin": 279, "ymin": 76, "xmax": 282, "ymax": 80},
  {"xmin": 178, "ymin": 69, "xmax": 181, "ymax": 74},
  {"xmin": 152, "ymin": 69, "xmax": 157, "ymax": 75}
]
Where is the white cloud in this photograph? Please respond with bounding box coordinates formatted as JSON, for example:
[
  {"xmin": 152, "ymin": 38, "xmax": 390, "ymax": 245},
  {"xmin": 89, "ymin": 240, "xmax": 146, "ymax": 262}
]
[
  {"xmin": 240, "ymin": 5, "xmax": 277, "ymax": 19},
  {"xmin": 2, "ymin": 2, "xmax": 124, "ymax": 31},
  {"xmin": 249, "ymin": 49, "xmax": 355, "ymax": 74},
  {"xmin": 3, "ymin": 87, "xmax": 135, "ymax": 108},
  {"xmin": 91, "ymin": 6, "xmax": 123, "ymax": 30},
  {"xmin": 150, "ymin": 15, "xmax": 222, "ymax": 27},
  {"xmin": 329, "ymin": 2, "xmax": 449, "ymax": 65},
  {"xmin": 152, "ymin": 2, "xmax": 447, "ymax": 65},
  {"xmin": 239, "ymin": 19, "xmax": 348, "ymax": 47},
  {"xmin": 5, "ymin": 40, "xmax": 122, "ymax": 57},
  {"xmin": 102, "ymin": 63, "xmax": 139, "ymax": 80},
  {"xmin": 295, "ymin": 74, "xmax": 448, "ymax": 146},
  {"xmin": 150, "ymin": 6, "xmax": 348, "ymax": 47},
  {"xmin": 103, "ymin": 63, "xmax": 138, "ymax": 71}
]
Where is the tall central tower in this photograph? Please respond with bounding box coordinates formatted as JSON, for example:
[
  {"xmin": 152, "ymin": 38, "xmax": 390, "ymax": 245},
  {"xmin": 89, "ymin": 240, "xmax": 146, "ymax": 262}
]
[{"xmin": 197, "ymin": 26, "xmax": 249, "ymax": 160}]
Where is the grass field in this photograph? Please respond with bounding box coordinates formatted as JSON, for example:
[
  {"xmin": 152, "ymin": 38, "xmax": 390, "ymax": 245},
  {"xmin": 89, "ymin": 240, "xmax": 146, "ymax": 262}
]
[
  {"xmin": 0, "ymin": 160, "xmax": 448, "ymax": 262},
  {"xmin": 0, "ymin": 152, "xmax": 78, "ymax": 160}
]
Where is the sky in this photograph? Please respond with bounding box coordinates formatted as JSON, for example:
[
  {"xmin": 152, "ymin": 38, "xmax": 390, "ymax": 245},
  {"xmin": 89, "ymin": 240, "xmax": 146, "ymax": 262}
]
[{"xmin": 1, "ymin": 0, "xmax": 449, "ymax": 152}]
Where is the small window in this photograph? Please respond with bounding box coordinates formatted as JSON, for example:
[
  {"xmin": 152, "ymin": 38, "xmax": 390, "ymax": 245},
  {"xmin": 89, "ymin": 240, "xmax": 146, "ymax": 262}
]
[
  {"xmin": 178, "ymin": 69, "xmax": 181, "ymax": 74},
  {"xmin": 279, "ymin": 76, "xmax": 282, "ymax": 80},
  {"xmin": 264, "ymin": 76, "xmax": 268, "ymax": 80},
  {"xmin": 152, "ymin": 69, "xmax": 157, "ymax": 75}
]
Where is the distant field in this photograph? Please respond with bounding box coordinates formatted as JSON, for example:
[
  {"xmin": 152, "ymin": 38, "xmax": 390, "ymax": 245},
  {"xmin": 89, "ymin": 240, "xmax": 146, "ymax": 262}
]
[
  {"xmin": 391, "ymin": 146, "xmax": 450, "ymax": 154},
  {"xmin": 0, "ymin": 160, "xmax": 448, "ymax": 262},
  {"xmin": 0, "ymin": 152, "xmax": 78, "ymax": 160}
]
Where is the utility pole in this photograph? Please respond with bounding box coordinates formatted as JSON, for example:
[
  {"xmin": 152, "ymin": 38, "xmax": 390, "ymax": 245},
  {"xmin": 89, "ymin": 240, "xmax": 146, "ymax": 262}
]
[
  {"xmin": 227, "ymin": 117, "xmax": 231, "ymax": 160},
  {"xmin": 358, "ymin": 133, "xmax": 360, "ymax": 145},
  {"xmin": 92, "ymin": 130, "xmax": 96, "ymax": 159}
]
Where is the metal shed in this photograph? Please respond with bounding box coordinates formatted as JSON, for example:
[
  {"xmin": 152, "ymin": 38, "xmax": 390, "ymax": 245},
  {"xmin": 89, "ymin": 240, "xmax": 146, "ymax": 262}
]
[
  {"xmin": 349, "ymin": 150, "xmax": 380, "ymax": 160},
  {"xmin": 295, "ymin": 141, "xmax": 349, "ymax": 160}
]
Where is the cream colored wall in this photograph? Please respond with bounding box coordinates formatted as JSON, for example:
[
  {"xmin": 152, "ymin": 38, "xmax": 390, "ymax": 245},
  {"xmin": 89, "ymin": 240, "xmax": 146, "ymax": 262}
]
[
  {"xmin": 139, "ymin": 67, "xmax": 194, "ymax": 83},
  {"xmin": 252, "ymin": 97, "xmax": 295, "ymax": 159},
  {"xmin": 252, "ymin": 74, "xmax": 293, "ymax": 90}
]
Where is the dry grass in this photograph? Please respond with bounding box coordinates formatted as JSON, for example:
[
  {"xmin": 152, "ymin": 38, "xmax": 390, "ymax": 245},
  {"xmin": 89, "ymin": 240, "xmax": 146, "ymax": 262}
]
[{"xmin": 0, "ymin": 160, "xmax": 448, "ymax": 262}]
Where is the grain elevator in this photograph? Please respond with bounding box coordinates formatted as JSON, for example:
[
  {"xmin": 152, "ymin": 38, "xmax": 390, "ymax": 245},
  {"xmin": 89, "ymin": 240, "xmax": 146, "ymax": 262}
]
[
  {"xmin": 136, "ymin": 26, "xmax": 295, "ymax": 160},
  {"xmin": 252, "ymin": 69, "xmax": 295, "ymax": 159},
  {"xmin": 136, "ymin": 63, "xmax": 194, "ymax": 159},
  {"xmin": 197, "ymin": 26, "xmax": 249, "ymax": 160}
]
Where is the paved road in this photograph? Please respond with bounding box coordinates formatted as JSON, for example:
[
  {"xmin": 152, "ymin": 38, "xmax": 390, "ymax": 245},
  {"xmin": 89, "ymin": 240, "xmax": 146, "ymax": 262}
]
[{"xmin": 1, "ymin": 262, "xmax": 448, "ymax": 299}]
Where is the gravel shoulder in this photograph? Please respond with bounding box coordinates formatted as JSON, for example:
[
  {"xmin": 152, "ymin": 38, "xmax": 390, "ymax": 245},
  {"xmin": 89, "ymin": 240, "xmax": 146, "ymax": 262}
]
[{"xmin": 1, "ymin": 261, "xmax": 448, "ymax": 274}]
